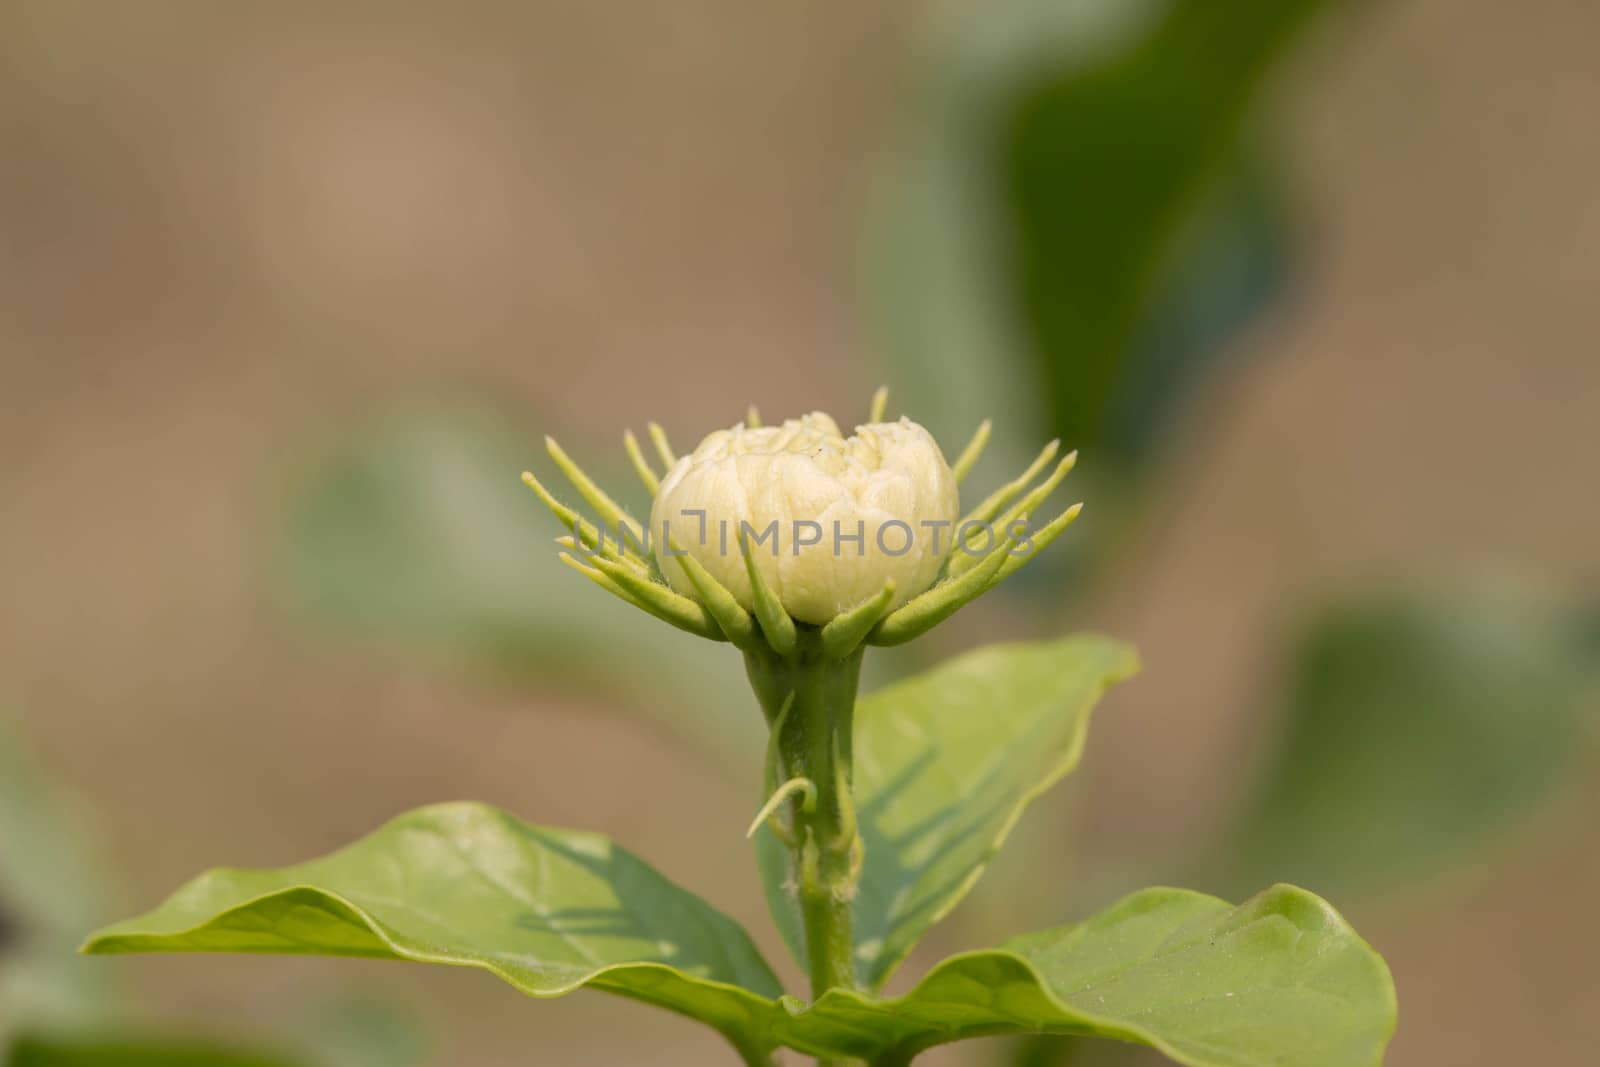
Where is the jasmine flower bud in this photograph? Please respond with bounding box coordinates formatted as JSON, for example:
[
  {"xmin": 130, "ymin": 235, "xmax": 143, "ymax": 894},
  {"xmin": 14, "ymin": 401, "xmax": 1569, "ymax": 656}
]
[
  {"xmin": 524, "ymin": 388, "xmax": 1081, "ymax": 651},
  {"xmin": 650, "ymin": 413, "xmax": 959, "ymax": 626}
]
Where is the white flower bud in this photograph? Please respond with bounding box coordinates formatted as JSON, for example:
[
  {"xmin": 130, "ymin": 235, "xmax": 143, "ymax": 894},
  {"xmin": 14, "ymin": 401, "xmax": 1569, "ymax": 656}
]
[{"xmin": 650, "ymin": 412, "xmax": 960, "ymax": 626}]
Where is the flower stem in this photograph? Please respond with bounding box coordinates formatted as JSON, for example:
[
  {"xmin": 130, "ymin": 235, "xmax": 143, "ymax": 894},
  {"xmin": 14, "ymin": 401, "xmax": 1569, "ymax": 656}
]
[
  {"xmin": 744, "ymin": 635, "xmax": 866, "ymax": 1002},
  {"xmin": 733, "ymin": 1042, "xmax": 780, "ymax": 1067}
]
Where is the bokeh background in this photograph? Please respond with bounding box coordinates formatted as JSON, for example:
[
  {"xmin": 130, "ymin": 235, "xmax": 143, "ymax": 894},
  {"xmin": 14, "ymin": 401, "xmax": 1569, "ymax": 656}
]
[{"xmin": 3, "ymin": 2, "xmax": 1597, "ymax": 1065}]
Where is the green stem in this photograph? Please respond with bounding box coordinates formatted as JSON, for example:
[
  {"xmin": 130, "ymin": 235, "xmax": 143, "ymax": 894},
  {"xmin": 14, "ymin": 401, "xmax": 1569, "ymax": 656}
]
[
  {"xmin": 732, "ymin": 1041, "xmax": 780, "ymax": 1067},
  {"xmin": 745, "ymin": 633, "xmax": 866, "ymax": 1005}
]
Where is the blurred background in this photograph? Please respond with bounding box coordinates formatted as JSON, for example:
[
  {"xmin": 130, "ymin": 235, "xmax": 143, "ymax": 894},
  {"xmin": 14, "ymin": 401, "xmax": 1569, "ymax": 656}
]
[{"xmin": 3, "ymin": 1, "xmax": 1597, "ymax": 1065}]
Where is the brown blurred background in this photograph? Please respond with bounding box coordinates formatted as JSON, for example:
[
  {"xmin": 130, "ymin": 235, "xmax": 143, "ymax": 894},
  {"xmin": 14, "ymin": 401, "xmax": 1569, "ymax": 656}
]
[{"xmin": 2, "ymin": 2, "xmax": 1597, "ymax": 1065}]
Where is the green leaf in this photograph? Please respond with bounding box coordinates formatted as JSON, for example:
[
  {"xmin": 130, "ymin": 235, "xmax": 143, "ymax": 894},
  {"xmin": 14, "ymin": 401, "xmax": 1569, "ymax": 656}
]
[
  {"xmin": 866, "ymin": 0, "xmax": 1322, "ymax": 476},
  {"xmin": 1103, "ymin": 152, "xmax": 1289, "ymax": 470},
  {"xmin": 0, "ymin": 711, "xmax": 117, "ymax": 1037},
  {"xmin": 5, "ymin": 992, "xmax": 426, "ymax": 1067},
  {"xmin": 1223, "ymin": 584, "xmax": 1598, "ymax": 897},
  {"xmin": 83, "ymin": 803, "xmax": 784, "ymax": 1063},
  {"xmin": 272, "ymin": 406, "xmax": 758, "ymax": 764},
  {"xmin": 758, "ymin": 635, "xmax": 1139, "ymax": 989},
  {"xmin": 293, "ymin": 994, "xmax": 429, "ymax": 1067},
  {"xmin": 78, "ymin": 807, "xmax": 1395, "ymax": 1065},
  {"xmin": 865, "ymin": 0, "xmax": 1151, "ymax": 452},
  {"xmin": 776, "ymin": 885, "xmax": 1396, "ymax": 1067},
  {"xmin": 1001, "ymin": 0, "xmax": 1333, "ymax": 466}
]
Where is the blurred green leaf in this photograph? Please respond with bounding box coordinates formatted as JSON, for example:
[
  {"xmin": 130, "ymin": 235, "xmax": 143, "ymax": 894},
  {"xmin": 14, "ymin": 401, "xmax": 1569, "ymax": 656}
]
[
  {"xmin": 1003, "ymin": 0, "xmax": 1329, "ymax": 468},
  {"xmin": 1004, "ymin": 1033, "xmax": 1093, "ymax": 1067},
  {"xmin": 1102, "ymin": 153, "xmax": 1289, "ymax": 469},
  {"xmin": 280, "ymin": 408, "xmax": 590, "ymax": 657},
  {"xmin": 0, "ymin": 717, "xmax": 107, "ymax": 945},
  {"xmin": 1224, "ymin": 585, "xmax": 1597, "ymax": 897},
  {"xmin": 1004, "ymin": 1033, "xmax": 1106, "ymax": 1067},
  {"xmin": 4, "ymin": 972, "xmax": 425, "ymax": 1067},
  {"xmin": 84, "ymin": 803, "xmax": 784, "ymax": 1064},
  {"xmin": 775, "ymin": 885, "xmax": 1395, "ymax": 1067},
  {"xmin": 1, "ymin": 714, "xmax": 429, "ymax": 1064},
  {"xmin": 292, "ymin": 995, "xmax": 427, "ymax": 1067},
  {"xmin": 0, "ymin": 713, "xmax": 115, "ymax": 1038},
  {"xmin": 6, "ymin": 1033, "xmax": 303, "ymax": 1067},
  {"xmin": 867, "ymin": 0, "xmax": 1322, "ymax": 483},
  {"xmin": 757, "ymin": 636, "xmax": 1139, "ymax": 989},
  {"xmin": 273, "ymin": 407, "xmax": 758, "ymax": 763}
]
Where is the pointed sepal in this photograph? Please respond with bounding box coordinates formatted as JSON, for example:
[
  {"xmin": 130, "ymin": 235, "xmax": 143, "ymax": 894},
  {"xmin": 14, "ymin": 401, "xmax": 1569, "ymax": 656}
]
[{"xmin": 820, "ymin": 580, "xmax": 897, "ymax": 660}]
